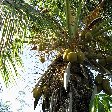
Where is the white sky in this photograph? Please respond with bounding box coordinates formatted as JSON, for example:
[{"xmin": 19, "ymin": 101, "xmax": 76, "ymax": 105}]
[{"xmin": 0, "ymin": 44, "xmax": 51, "ymax": 112}]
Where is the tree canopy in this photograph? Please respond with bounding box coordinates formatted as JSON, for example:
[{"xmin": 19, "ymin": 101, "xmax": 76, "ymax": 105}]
[
  {"xmin": 0, "ymin": 0, "xmax": 112, "ymax": 84},
  {"xmin": 0, "ymin": 0, "xmax": 112, "ymax": 111}
]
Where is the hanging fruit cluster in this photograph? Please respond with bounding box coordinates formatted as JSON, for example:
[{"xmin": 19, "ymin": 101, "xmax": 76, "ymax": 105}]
[
  {"xmin": 32, "ymin": 55, "xmax": 68, "ymax": 110},
  {"xmin": 33, "ymin": 84, "xmax": 51, "ymax": 110},
  {"xmin": 95, "ymin": 74, "xmax": 112, "ymax": 95},
  {"xmin": 63, "ymin": 48, "xmax": 85, "ymax": 63}
]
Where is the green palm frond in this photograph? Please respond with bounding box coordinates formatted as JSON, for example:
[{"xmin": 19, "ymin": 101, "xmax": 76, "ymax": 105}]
[
  {"xmin": 0, "ymin": 1, "xmax": 29, "ymax": 85},
  {"xmin": 90, "ymin": 94, "xmax": 112, "ymax": 112},
  {"xmin": 0, "ymin": 0, "xmax": 112, "ymax": 89}
]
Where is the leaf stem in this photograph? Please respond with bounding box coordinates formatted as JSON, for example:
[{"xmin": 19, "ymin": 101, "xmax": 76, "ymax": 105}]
[{"xmin": 65, "ymin": 0, "xmax": 71, "ymax": 38}]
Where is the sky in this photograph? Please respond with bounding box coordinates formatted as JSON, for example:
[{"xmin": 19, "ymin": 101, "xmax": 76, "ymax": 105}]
[{"xmin": 0, "ymin": 44, "xmax": 51, "ymax": 112}]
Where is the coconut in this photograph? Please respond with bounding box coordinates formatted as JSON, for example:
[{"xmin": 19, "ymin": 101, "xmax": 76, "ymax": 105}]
[
  {"xmin": 77, "ymin": 51, "xmax": 85, "ymax": 63},
  {"xmin": 63, "ymin": 48, "xmax": 72, "ymax": 61},
  {"xmin": 39, "ymin": 56, "xmax": 45, "ymax": 63},
  {"xmin": 102, "ymin": 79, "xmax": 112, "ymax": 95},
  {"xmin": 33, "ymin": 87, "xmax": 42, "ymax": 98},
  {"xmin": 95, "ymin": 75, "xmax": 103, "ymax": 85},
  {"xmin": 67, "ymin": 52, "xmax": 77, "ymax": 62}
]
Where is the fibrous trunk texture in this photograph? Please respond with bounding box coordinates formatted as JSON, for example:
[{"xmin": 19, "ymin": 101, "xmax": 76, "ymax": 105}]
[
  {"xmin": 51, "ymin": 62, "xmax": 94, "ymax": 112},
  {"xmin": 34, "ymin": 56, "xmax": 94, "ymax": 112}
]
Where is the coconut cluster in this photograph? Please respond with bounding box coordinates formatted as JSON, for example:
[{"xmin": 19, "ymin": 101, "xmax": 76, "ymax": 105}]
[
  {"xmin": 63, "ymin": 48, "xmax": 85, "ymax": 63},
  {"xmin": 95, "ymin": 74, "xmax": 112, "ymax": 95}
]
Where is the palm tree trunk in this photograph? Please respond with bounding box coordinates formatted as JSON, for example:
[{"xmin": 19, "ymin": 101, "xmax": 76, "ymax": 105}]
[
  {"xmin": 33, "ymin": 56, "xmax": 94, "ymax": 112},
  {"xmin": 67, "ymin": 62, "xmax": 94, "ymax": 112},
  {"xmin": 49, "ymin": 60, "xmax": 94, "ymax": 112}
]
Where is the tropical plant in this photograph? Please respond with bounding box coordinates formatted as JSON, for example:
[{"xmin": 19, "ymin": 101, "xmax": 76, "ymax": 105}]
[
  {"xmin": 90, "ymin": 93, "xmax": 112, "ymax": 112},
  {"xmin": 0, "ymin": 0, "xmax": 112, "ymax": 111}
]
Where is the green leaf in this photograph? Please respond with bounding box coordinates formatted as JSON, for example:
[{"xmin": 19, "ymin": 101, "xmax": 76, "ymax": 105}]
[
  {"xmin": 102, "ymin": 97, "xmax": 111, "ymax": 111},
  {"xmin": 106, "ymin": 96, "xmax": 112, "ymax": 104},
  {"xmin": 98, "ymin": 100, "xmax": 105, "ymax": 112},
  {"xmin": 73, "ymin": 0, "xmax": 83, "ymax": 38}
]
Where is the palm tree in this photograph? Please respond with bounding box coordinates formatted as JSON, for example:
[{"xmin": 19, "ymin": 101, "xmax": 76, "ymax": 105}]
[{"xmin": 0, "ymin": 0, "xmax": 112, "ymax": 111}]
